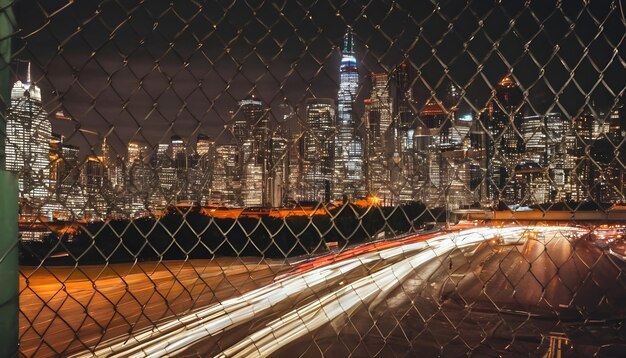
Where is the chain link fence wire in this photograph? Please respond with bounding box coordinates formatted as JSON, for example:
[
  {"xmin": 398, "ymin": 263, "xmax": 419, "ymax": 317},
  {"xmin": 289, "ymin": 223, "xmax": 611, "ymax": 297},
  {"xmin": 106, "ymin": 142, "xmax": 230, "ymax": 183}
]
[{"xmin": 1, "ymin": 0, "xmax": 625, "ymax": 356}]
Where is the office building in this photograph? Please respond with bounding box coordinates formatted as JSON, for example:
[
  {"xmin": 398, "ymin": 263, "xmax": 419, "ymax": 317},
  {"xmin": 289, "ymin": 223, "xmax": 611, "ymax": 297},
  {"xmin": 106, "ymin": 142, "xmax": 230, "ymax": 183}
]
[
  {"xmin": 334, "ymin": 28, "xmax": 364, "ymax": 200},
  {"xmin": 6, "ymin": 62, "xmax": 52, "ymax": 205},
  {"xmin": 480, "ymin": 75, "xmax": 525, "ymax": 203},
  {"xmin": 302, "ymin": 98, "xmax": 335, "ymax": 202},
  {"xmin": 213, "ymin": 144, "xmax": 240, "ymax": 206}
]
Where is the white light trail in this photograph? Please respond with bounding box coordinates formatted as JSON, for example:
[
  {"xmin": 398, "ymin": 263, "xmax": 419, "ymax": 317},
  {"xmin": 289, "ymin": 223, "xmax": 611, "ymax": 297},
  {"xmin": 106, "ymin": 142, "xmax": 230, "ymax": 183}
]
[{"xmin": 75, "ymin": 226, "xmax": 584, "ymax": 358}]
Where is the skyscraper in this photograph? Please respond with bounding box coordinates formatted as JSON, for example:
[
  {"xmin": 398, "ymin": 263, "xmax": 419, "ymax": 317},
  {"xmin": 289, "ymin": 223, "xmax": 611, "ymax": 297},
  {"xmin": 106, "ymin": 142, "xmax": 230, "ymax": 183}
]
[
  {"xmin": 126, "ymin": 141, "xmax": 151, "ymax": 215},
  {"xmin": 6, "ymin": 62, "xmax": 52, "ymax": 204},
  {"xmin": 287, "ymin": 134, "xmax": 303, "ymax": 203},
  {"xmin": 127, "ymin": 142, "xmax": 148, "ymax": 164},
  {"xmin": 81, "ymin": 155, "xmax": 105, "ymax": 218},
  {"xmin": 393, "ymin": 63, "xmax": 414, "ymax": 127},
  {"xmin": 100, "ymin": 137, "xmax": 124, "ymax": 198},
  {"xmin": 570, "ymin": 108, "xmax": 594, "ymax": 201},
  {"xmin": 238, "ymin": 96, "xmax": 265, "ymax": 162},
  {"xmin": 238, "ymin": 97, "xmax": 267, "ymax": 206},
  {"xmin": 268, "ymin": 101, "xmax": 294, "ymax": 206},
  {"xmin": 268, "ymin": 131, "xmax": 288, "ymax": 206},
  {"xmin": 334, "ymin": 28, "xmax": 364, "ymax": 200},
  {"xmin": 213, "ymin": 144, "xmax": 241, "ymax": 206},
  {"xmin": 189, "ymin": 134, "xmax": 214, "ymax": 204},
  {"xmin": 544, "ymin": 112, "xmax": 568, "ymax": 200},
  {"xmin": 171, "ymin": 135, "xmax": 187, "ymax": 171},
  {"xmin": 516, "ymin": 113, "xmax": 567, "ymax": 204},
  {"xmin": 49, "ymin": 134, "xmax": 79, "ymax": 195},
  {"xmin": 170, "ymin": 135, "xmax": 191, "ymax": 203},
  {"xmin": 365, "ymin": 73, "xmax": 393, "ymax": 204},
  {"xmin": 392, "ymin": 63, "xmax": 416, "ymax": 202},
  {"xmin": 419, "ymin": 98, "xmax": 448, "ymax": 207},
  {"xmin": 480, "ymin": 75, "xmax": 524, "ymax": 203},
  {"xmin": 302, "ymin": 98, "xmax": 335, "ymax": 202}
]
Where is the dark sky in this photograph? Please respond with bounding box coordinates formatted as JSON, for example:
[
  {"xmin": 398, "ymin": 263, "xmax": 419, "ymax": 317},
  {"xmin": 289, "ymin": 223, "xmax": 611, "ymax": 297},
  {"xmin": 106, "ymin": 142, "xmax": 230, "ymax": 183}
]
[{"xmin": 11, "ymin": 0, "xmax": 625, "ymax": 157}]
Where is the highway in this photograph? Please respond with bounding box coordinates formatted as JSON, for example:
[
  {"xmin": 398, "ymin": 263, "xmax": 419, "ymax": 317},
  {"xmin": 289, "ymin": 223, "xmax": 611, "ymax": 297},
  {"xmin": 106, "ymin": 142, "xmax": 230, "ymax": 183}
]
[
  {"xmin": 19, "ymin": 258, "xmax": 289, "ymax": 357},
  {"xmin": 68, "ymin": 225, "xmax": 626, "ymax": 357}
]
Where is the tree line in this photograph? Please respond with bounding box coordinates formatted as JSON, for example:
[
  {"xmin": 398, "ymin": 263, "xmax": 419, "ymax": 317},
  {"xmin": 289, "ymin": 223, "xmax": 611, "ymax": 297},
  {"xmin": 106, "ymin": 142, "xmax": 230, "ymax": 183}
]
[{"xmin": 20, "ymin": 202, "xmax": 443, "ymax": 266}]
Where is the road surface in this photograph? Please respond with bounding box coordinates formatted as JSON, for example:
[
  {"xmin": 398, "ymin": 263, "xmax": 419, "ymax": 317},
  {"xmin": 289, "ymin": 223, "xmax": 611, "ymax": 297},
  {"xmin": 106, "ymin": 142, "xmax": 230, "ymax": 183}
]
[
  {"xmin": 70, "ymin": 225, "xmax": 626, "ymax": 357},
  {"xmin": 19, "ymin": 258, "xmax": 289, "ymax": 357}
]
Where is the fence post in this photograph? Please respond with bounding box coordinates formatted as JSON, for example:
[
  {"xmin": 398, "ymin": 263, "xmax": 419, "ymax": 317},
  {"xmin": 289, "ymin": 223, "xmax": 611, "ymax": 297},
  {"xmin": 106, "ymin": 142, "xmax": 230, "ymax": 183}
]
[{"xmin": 0, "ymin": 0, "xmax": 18, "ymax": 357}]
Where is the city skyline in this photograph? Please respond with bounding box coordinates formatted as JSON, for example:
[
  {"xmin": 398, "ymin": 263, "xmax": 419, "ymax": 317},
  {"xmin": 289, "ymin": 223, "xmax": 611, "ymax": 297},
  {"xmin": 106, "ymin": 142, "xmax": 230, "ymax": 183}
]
[
  {"xmin": 5, "ymin": 2, "xmax": 626, "ymax": 358},
  {"xmin": 11, "ymin": 1, "xmax": 623, "ymax": 159},
  {"xmin": 6, "ymin": 25, "xmax": 626, "ymax": 224}
]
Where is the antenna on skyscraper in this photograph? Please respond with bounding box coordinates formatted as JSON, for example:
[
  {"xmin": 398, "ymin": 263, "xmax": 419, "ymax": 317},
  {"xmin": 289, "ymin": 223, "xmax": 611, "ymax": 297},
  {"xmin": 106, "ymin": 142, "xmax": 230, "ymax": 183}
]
[
  {"xmin": 343, "ymin": 26, "xmax": 355, "ymax": 55},
  {"xmin": 14, "ymin": 59, "xmax": 31, "ymax": 83}
]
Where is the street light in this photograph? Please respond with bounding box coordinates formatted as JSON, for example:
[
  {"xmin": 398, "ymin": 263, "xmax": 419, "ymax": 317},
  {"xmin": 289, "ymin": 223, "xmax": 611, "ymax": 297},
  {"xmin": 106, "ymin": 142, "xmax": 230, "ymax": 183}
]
[{"xmin": 367, "ymin": 195, "xmax": 382, "ymax": 206}]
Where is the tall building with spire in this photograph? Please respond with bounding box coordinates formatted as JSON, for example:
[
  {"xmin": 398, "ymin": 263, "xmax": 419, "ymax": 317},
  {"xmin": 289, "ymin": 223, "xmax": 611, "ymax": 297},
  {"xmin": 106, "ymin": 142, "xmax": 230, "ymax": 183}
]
[
  {"xmin": 6, "ymin": 61, "xmax": 52, "ymax": 205},
  {"xmin": 334, "ymin": 28, "xmax": 364, "ymax": 200}
]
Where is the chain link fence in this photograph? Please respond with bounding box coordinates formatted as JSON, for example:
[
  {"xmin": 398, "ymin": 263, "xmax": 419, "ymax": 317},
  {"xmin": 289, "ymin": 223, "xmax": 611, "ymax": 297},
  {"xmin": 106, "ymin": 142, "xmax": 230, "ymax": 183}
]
[{"xmin": 1, "ymin": 0, "xmax": 625, "ymax": 356}]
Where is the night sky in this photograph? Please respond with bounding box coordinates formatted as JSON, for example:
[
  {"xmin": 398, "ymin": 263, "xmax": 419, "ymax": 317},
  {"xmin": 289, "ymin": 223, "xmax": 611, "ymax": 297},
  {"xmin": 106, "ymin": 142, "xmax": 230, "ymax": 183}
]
[{"xmin": 11, "ymin": 0, "xmax": 625, "ymax": 157}]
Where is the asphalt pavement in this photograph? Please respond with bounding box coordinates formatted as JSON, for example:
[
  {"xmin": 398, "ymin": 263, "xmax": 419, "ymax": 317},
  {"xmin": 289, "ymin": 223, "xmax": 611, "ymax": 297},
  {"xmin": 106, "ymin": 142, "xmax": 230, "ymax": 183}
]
[
  {"xmin": 24, "ymin": 226, "xmax": 626, "ymax": 357},
  {"xmin": 19, "ymin": 258, "xmax": 288, "ymax": 357}
]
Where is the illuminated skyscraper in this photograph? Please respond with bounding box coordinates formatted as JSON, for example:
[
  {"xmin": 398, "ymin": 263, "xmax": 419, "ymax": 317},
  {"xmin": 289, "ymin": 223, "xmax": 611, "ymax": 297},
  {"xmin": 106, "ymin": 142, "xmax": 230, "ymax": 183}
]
[
  {"xmin": 196, "ymin": 134, "xmax": 213, "ymax": 158},
  {"xmin": 517, "ymin": 112, "xmax": 567, "ymax": 204},
  {"xmin": 268, "ymin": 102, "xmax": 294, "ymax": 206},
  {"xmin": 586, "ymin": 106, "xmax": 624, "ymax": 203},
  {"xmin": 287, "ymin": 134, "xmax": 303, "ymax": 203},
  {"xmin": 213, "ymin": 144, "xmax": 241, "ymax": 206},
  {"xmin": 166, "ymin": 135, "xmax": 190, "ymax": 203},
  {"xmin": 81, "ymin": 155, "xmax": 106, "ymax": 218},
  {"xmin": 126, "ymin": 141, "xmax": 150, "ymax": 215},
  {"xmin": 101, "ymin": 141, "xmax": 126, "ymax": 218},
  {"xmin": 232, "ymin": 106, "xmax": 249, "ymax": 145},
  {"xmin": 521, "ymin": 114, "xmax": 546, "ymax": 165},
  {"xmin": 469, "ymin": 115, "xmax": 488, "ymax": 204},
  {"xmin": 238, "ymin": 97, "xmax": 267, "ymax": 206},
  {"xmin": 334, "ymin": 28, "xmax": 364, "ymax": 200},
  {"xmin": 189, "ymin": 134, "xmax": 214, "ymax": 204},
  {"xmin": 100, "ymin": 137, "xmax": 124, "ymax": 193},
  {"xmin": 171, "ymin": 135, "xmax": 187, "ymax": 171},
  {"xmin": 238, "ymin": 97, "xmax": 265, "ymax": 161},
  {"xmin": 419, "ymin": 98, "xmax": 448, "ymax": 207},
  {"xmin": 365, "ymin": 73, "xmax": 393, "ymax": 204},
  {"xmin": 268, "ymin": 131, "xmax": 288, "ymax": 206},
  {"xmin": 480, "ymin": 75, "xmax": 524, "ymax": 204},
  {"xmin": 6, "ymin": 62, "xmax": 52, "ymax": 204},
  {"xmin": 127, "ymin": 142, "xmax": 148, "ymax": 164},
  {"xmin": 242, "ymin": 160, "xmax": 264, "ymax": 207},
  {"xmin": 46, "ymin": 134, "xmax": 81, "ymax": 219},
  {"xmin": 544, "ymin": 112, "xmax": 568, "ymax": 199},
  {"xmin": 48, "ymin": 134, "xmax": 80, "ymax": 195},
  {"xmin": 608, "ymin": 106, "xmax": 625, "ymax": 201},
  {"xmin": 302, "ymin": 98, "xmax": 335, "ymax": 202},
  {"xmin": 48, "ymin": 134, "xmax": 62, "ymax": 193},
  {"xmin": 392, "ymin": 63, "xmax": 416, "ymax": 202},
  {"xmin": 570, "ymin": 109, "xmax": 594, "ymax": 201}
]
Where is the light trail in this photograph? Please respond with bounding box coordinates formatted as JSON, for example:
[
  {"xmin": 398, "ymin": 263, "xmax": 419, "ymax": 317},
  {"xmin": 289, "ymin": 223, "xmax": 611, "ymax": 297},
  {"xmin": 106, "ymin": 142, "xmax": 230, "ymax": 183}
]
[{"xmin": 74, "ymin": 226, "xmax": 586, "ymax": 358}]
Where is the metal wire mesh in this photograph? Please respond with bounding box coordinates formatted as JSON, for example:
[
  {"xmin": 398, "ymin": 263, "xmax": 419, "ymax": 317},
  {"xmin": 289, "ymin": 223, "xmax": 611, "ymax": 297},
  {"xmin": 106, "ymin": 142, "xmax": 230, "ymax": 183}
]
[{"xmin": 1, "ymin": 0, "xmax": 625, "ymax": 356}]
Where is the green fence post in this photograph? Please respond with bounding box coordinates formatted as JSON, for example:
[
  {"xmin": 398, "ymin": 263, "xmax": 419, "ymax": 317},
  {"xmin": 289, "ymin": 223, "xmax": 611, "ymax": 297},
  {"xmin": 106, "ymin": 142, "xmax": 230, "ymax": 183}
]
[{"xmin": 0, "ymin": 0, "xmax": 18, "ymax": 357}]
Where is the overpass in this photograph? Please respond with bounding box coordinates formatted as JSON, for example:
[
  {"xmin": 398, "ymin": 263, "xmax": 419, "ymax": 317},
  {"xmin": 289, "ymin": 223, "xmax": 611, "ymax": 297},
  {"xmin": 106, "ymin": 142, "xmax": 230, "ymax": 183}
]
[{"xmin": 455, "ymin": 207, "xmax": 626, "ymax": 224}]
